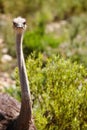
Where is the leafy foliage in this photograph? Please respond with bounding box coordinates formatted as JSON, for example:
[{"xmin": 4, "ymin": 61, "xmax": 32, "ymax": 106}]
[
  {"xmin": 23, "ymin": 21, "xmax": 63, "ymax": 58},
  {"xmin": 14, "ymin": 53, "xmax": 87, "ymax": 130}
]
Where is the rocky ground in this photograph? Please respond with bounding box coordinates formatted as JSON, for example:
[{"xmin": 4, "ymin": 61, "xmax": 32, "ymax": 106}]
[{"xmin": 0, "ymin": 37, "xmax": 16, "ymax": 91}]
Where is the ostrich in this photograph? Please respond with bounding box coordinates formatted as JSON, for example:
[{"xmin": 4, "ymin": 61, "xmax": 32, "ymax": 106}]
[{"xmin": 0, "ymin": 17, "xmax": 36, "ymax": 130}]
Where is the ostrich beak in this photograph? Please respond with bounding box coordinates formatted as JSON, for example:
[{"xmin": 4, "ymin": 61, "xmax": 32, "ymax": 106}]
[{"xmin": 17, "ymin": 23, "xmax": 24, "ymax": 28}]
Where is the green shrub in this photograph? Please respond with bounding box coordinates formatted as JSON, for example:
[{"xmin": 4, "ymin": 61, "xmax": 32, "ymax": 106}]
[
  {"xmin": 14, "ymin": 53, "xmax": 87, "ymax": 130},
  {"xmin": 23, "ymin": 21, "xmax": 64, "ymax": 58}
]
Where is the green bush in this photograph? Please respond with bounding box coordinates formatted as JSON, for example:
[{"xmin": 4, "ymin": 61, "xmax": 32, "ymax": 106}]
[
  {"xmin": 23, "ymin": 23, "xmax": 63, "ymax": 58},
  {"xmin": 14, "ymin": 53, "xmax": 87, "ymax": 130}
]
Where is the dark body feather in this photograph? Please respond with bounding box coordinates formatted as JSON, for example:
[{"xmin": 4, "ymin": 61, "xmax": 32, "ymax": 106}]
[{"xmin": 0, "ymin": 93, "xmax": 20, "ymax": 130}]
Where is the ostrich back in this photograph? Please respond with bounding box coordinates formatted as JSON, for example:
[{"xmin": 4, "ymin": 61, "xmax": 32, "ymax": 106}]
[{"xmin": 0, "ymin": 93, "xmax": 20, "ymax": 130}]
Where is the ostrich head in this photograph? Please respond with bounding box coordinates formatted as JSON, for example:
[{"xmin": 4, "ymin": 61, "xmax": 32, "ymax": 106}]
[{"xmin": 13, "ymin": 16, "xmax": 26, "ymax": 34}]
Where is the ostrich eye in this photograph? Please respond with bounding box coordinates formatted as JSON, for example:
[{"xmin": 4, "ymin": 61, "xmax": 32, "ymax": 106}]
[
  {"xmin": 13, "ymin": 22, "xmax": 17, "ymax": 26},
  {"xmin": 23, "ymin": 22, "xmax": 26, "ymax": 25}
]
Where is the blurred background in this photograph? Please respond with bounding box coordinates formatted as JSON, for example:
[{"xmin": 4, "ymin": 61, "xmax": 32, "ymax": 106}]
[{"xmin": 0, "ymin": 0, "xmax": 87, "ymax": 91}]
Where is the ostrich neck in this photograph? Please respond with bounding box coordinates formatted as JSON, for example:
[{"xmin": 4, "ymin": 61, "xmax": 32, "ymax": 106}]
[{"xmin": 16, "ymin": 33, "xmax": 32, "ymax": 129}]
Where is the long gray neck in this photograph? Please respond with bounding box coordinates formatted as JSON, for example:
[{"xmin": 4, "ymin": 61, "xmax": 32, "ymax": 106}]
[{"xmin": 16, "ymin": 33, "xmax": 32, "ymax": 129}]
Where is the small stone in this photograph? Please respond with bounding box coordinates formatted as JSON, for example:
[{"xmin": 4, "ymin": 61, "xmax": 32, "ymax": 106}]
[
  {"xmin": 1, "ymin": 54, "xmax": 12, "ymax": 63},
  {"xmin": 0, "ymin": 38, "xmax": 3, "ymax": 44},
  {"xmin": 0, "ymin": 38, "xmax": 4, "ymax": 47},
  {"xmin": 2, "ymin": 48, "xmax": 8, "ymax": 54}
]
